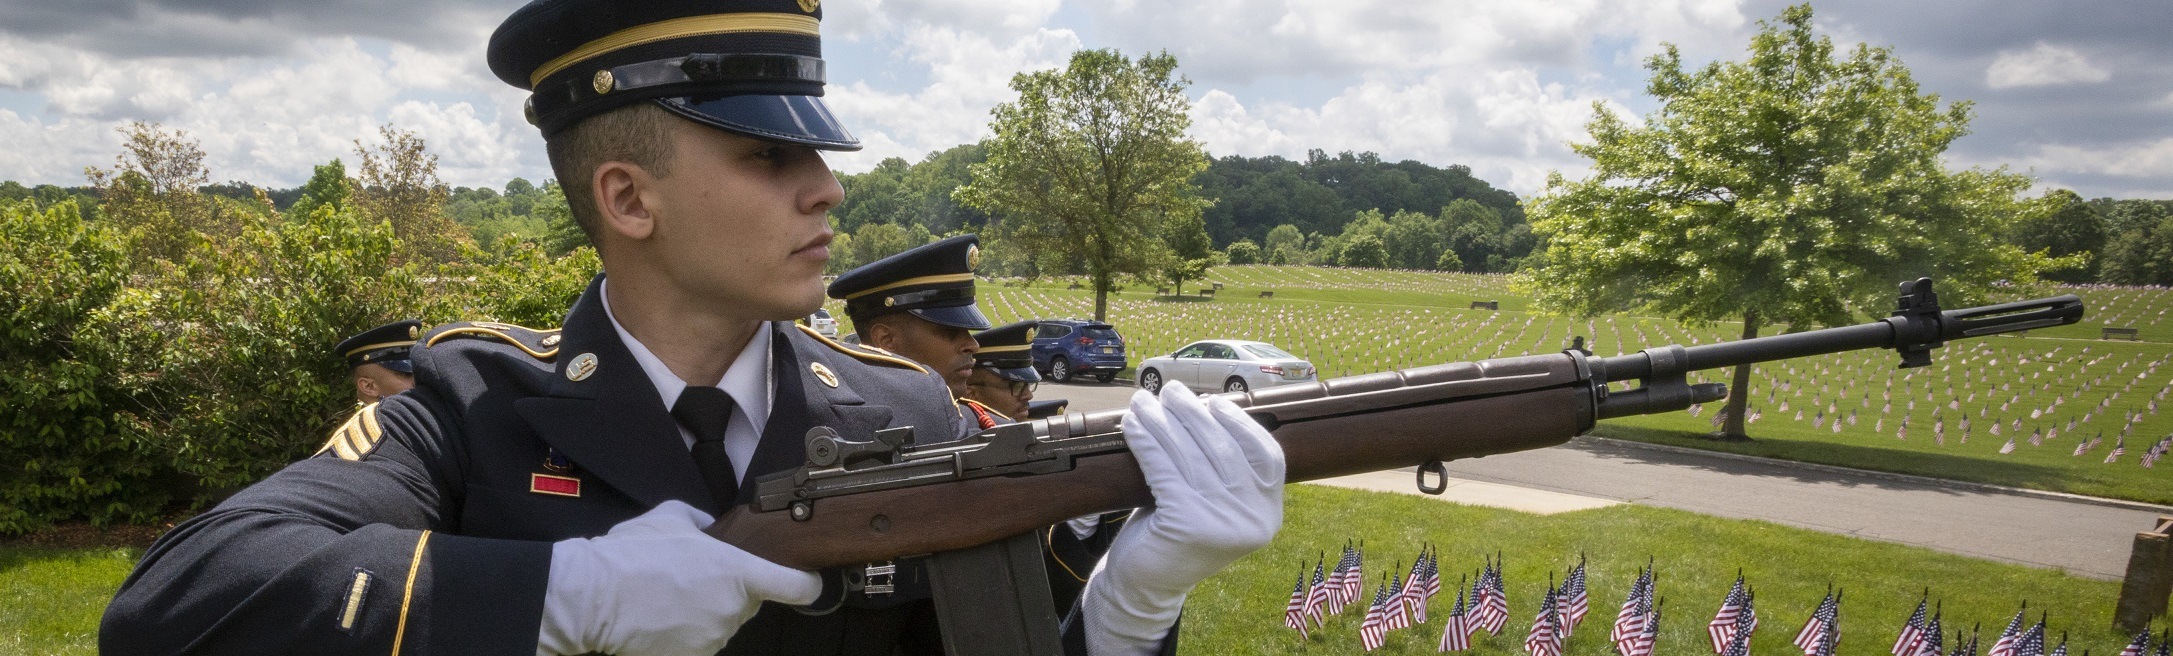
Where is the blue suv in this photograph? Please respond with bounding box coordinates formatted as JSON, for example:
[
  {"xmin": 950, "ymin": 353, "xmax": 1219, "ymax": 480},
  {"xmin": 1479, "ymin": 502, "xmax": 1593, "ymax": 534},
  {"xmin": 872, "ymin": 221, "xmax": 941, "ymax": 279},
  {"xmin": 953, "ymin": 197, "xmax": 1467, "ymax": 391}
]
[{"xmin": 1032, "ymin": 319, "xmax": 1127, "ymax": 383}]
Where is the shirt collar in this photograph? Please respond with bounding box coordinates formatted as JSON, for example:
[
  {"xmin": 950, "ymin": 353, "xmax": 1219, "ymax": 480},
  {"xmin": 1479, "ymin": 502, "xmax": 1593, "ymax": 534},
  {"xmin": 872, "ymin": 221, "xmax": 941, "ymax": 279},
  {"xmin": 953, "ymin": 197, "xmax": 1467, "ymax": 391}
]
[{"xmin": 600, "ymin": 279, "xmax": 773, "ymax": 430}]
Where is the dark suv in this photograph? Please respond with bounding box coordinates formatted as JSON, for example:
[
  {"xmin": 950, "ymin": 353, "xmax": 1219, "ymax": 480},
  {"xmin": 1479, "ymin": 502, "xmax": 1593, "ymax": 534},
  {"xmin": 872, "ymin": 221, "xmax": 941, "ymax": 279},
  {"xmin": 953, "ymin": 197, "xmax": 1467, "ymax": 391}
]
[{"xmin": 1032, "ymin": 319, "xmax": 1127, "ymax": 383}]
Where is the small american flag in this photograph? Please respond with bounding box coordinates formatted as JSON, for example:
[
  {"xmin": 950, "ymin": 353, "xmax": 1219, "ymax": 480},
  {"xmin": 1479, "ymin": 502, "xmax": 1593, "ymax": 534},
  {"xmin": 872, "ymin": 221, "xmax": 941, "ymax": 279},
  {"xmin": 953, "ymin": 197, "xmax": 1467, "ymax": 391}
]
[
  {"xmin": 1305, "ymin": 559, "xmax": 1332, "ymax": 628},
  {"xmin": 1916, "ymin": 611, "xmax": 1946, "ymax": 656},
  {"xmin": 1565, "ymin": 556, "xmax": 1592, "ymax": 630},
  {"xmin": 1329, "ymin": 545, "xmax": 1360, "ymax": 615},
  {"xmin": 2108, "ymin": 436, "xmax": 2128, "ymax": 464},
  {"xmin": 1813, "ymin": 612, "xmax": 1842, "ymax": 656},
  {"xmin": 1708, "ymin": 575, "xmax": 1749, "ymax": 654},
  {"xmin": 1284, "ymin": 569, "xmax": 1311, "ymax": 639},
  {"xmin": 1439, "ymin": 587, "xmax": 1473, "ymax": 652},
  {"xmin": 1626, "ymin": 601, "xmax": 1663, "ymax": 656},
  {"xmin": 2015, "ymin": 620, "xmax": 2047, "ymax": 656},
  {"xmin": 2046, "ymin": 633, "xmax": 2068, "ymax": 656},
  {"xmin": 2117, "ymin": 630, "xmax": 2149, "ymax": 656},
  {"xmin": 1794, "ymin": 589, "xmax": 1840, "ymax": 654},
  {"xmin": 1421, "ymin": 549, "xmax": 1444, "ymax": 602},
  {"xmin": 1986, "ymin": 606, "xmax": 2027, "ymax": 656},
  {"xmin": 1893, "ymin": 594, "xmax": 1929, "ymax": 656},
  {"xmin": 1362, "ymin": 579, "xmax": 1392, "ymax": 651},
  {"xmin": 1479, "ymin": 558, "xmax": 1511, "ymax": 635},
  {"xmin": 1387, "ymin": 571, "xmax": 1414, "ymax": 631},
  {"xmin": 1528, "ymin": 586, "xmax": 1565, "ymax": 656},
  {"xmin": 1403, "ymin": 555, "xmax": 1432, "ymax": 623},
  {"xmin": 1953, "ymin": 627, "xmax": 1980, "ymax": 656},
  {"xmin": 2000, "ymin": 435, "xmax": 2017, "ymax": 454},
  {"xmin": 1614, "ymin": 564, "xmax": 1655, "ymax": 650}
]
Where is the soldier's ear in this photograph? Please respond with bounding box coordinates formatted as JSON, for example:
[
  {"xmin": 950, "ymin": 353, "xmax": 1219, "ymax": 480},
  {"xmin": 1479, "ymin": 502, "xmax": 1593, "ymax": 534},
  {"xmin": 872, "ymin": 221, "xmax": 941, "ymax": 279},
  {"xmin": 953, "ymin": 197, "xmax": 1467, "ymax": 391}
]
[
  {"xmin": 594, "ymin": 161, "xmax": 656, "ymax": 241},
  {"xmin": 354, "ymin": 375, "xmax": 378, "ymax": 400}
]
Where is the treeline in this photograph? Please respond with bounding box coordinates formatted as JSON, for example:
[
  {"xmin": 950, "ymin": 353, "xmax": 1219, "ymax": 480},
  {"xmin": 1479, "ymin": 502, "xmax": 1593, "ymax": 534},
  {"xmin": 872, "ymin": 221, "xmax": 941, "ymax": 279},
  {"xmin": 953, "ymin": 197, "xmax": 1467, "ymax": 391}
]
[
  {"xmin": 829, "ymin": 146, "xmax": 1537, "ymax": 275},
  {"xmin": 0, "ymin": 122, "xmax": 597, "ymax": 534},
  {"xmin": 2014, "ymin": 191, "xmax": 2173, "ymax": 285}
]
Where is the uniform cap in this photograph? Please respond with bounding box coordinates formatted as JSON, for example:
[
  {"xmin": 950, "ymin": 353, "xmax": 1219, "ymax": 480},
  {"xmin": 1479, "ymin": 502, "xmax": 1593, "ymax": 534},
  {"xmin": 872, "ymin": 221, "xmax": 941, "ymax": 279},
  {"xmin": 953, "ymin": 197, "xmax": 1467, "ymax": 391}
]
[
  {"xmin": 972, "ymin": 320, "xmax": 1040, "ymax": 383},
  {"xmin": 828, "ymin": 234, "xmax": 990, "ymax": 330},
  {"xmin": 488, "ymin": 0, "xmax": 857, "ymax": 148},
  {"xmin": 337, "ymin": 320, "xmax": 424, "ymax": 373}
]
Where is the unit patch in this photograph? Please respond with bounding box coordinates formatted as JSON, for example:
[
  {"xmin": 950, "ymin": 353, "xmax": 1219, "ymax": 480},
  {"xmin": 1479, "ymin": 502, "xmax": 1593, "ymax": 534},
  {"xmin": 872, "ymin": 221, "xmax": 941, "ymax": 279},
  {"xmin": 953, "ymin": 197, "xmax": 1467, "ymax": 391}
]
[{"xmin": 317, "ymin": 404, "xmax": 386, "ymax": 461}]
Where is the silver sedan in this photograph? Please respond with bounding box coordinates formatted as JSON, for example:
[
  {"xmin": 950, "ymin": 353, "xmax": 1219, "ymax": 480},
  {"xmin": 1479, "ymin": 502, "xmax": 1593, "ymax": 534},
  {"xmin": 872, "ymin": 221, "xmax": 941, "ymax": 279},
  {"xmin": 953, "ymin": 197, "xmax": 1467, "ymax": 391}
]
[{"xmin": 1136, "ymin": 339, "xmax": 1317, "ymax": 394}]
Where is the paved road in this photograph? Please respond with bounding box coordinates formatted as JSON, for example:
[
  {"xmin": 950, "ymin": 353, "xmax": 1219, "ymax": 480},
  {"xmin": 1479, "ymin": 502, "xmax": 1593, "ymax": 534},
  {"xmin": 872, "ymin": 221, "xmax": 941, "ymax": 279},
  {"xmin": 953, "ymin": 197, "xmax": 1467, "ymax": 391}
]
[{"xmin": 1039, "ymin": 382, "xmax": 2167, "ymax": 580}]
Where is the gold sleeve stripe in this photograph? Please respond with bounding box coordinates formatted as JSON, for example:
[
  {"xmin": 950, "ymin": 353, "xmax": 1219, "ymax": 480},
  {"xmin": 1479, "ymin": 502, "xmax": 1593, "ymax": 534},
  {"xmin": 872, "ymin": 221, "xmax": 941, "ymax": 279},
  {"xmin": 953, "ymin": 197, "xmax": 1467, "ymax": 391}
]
[
  {"xmin": 530, "ymin": 13, "xmax": 822, "ymax": 86},
  {"xmin": 358, "ymin": 404, "xmax": 382, "ymax": 439},
  {"xmin": 424, "ymin": 326, "xmax": 561, "ymax": 360},
  {"xmin": 390, "ymin": 530, "xmax": 431, "ymax": 656},
  {"xmin": 794, "ymin": 324, "xmax": 929, "ymax": 373},
  {"xmin": 334, "ymin": 427, "xmax": 363, "ymax": 461},
  {"xmin": 840, "ymin": 272, "xmax": 976, "ymax": 300}
]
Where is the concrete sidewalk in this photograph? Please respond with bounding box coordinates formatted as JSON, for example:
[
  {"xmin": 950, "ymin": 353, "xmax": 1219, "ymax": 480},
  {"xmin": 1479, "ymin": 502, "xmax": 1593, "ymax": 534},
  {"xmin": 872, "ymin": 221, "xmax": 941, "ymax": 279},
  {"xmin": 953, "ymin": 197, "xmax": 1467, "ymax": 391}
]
[{"xmin": 1040, "ymin": 381, "xmax": 2170, "ymax": 580}]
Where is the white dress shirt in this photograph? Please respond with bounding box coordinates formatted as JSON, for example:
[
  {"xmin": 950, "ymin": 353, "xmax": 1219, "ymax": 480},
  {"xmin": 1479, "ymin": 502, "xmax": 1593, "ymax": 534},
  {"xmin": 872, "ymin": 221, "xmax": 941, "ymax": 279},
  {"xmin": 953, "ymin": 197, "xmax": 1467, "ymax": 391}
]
[{"xmin": 600, "ymin": 280, "xmax": 774, "ymax": 481}]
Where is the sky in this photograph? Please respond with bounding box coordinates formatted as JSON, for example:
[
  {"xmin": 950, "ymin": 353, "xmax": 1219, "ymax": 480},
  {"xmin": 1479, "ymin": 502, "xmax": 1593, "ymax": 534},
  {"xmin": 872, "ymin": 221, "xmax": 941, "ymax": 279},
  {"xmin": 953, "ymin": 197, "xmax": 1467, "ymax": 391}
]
[{"xmin": 0, "ymin": 0, "xmax": 2167, "ymax": 199}]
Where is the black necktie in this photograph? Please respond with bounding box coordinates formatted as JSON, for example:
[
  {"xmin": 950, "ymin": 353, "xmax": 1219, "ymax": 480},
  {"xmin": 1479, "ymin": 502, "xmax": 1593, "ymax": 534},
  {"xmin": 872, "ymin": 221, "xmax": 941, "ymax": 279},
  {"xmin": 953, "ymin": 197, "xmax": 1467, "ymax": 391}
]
[{"xmin": 670, "ymin": 386, "xmax": 739, "ymax": 507}]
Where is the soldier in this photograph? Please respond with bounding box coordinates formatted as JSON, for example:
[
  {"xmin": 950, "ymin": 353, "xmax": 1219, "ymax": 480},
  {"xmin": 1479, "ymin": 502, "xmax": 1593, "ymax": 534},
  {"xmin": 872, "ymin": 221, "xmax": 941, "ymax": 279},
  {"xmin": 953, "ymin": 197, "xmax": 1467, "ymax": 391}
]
[
  {"xmin": 335, "ymin": 320, "xmax": 423, "ymax": 405},
  {"xmin": 828, "ymin": 233, "xmax": 989, "ymax": 399},
  {"xmin": 962, "ymin": 320, "xmax": 1042, "ymax": 425},
  {"xmin": 101, "ymin": 1, "xmax": 1283, "ymax": 655}
]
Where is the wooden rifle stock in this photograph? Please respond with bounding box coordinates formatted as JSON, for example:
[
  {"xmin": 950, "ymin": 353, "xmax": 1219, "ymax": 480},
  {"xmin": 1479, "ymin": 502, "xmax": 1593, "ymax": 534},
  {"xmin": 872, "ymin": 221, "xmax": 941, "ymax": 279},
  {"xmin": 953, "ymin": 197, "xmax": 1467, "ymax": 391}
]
[{"xmin": 710, "ymin": 279, "xmax": 2085, "ymax": 570}]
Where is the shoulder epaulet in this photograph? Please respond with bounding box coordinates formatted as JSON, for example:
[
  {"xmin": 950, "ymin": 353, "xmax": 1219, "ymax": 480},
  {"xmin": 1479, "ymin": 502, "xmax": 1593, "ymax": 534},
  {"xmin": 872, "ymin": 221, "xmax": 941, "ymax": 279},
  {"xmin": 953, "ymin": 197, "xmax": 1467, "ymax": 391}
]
[
  {"xmin": 421, "ymin": 321, "xmax": 562, "ymax": 361},
  {"xmin": 959, "ymin": 397, "xmax": 1012, "ymax": 421},
  {"xmin": 794, "ymin": 324, "xmax": 929, "ymax": 373}
]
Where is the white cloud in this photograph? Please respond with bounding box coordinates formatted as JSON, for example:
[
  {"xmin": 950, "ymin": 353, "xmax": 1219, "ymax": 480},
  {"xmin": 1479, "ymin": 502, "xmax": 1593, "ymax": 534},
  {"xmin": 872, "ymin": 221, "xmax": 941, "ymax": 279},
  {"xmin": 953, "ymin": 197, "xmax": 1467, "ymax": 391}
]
[
  {"xmin": 1985, "ymin": 42, "xmax": 2110, "ymax": 89},
  {"xmin": 824, "ymin": 20, "xmax": 1080, "ymax": 172},
  {"xmin": 2027, "ymin": 137, "xmax": 2173, "ymax": 180}
]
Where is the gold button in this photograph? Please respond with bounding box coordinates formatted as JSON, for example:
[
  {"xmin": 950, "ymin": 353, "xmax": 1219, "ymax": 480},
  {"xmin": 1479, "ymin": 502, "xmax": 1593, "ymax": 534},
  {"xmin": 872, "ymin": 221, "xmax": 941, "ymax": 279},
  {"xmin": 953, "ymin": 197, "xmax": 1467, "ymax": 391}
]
[{"xmin": 592, "ymin": 70, "xmax": 615, "ymax": 95}]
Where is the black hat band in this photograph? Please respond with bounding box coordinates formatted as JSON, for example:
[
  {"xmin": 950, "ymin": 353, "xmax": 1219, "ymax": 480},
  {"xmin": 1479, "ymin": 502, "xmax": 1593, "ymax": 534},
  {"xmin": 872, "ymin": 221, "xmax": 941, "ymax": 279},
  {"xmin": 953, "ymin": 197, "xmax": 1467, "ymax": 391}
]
[
  {"xmin": 846, "ymin": 286, "xmax": 976, "ymax": 315},
  {"xmin": 530, "ymin": 53, "xmax": 826, "ymax": 129}
]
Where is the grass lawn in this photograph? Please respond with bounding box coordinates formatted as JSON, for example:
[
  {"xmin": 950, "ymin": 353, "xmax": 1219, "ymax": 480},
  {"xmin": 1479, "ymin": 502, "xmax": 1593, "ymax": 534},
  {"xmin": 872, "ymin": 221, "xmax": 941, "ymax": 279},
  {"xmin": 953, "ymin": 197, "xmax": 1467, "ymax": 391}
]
[
  {"xmin": 1185, "ymin": 485, "xmax": 2132, "ymax": 655},
  {"xmin": 0, "ymin": 545, "xmax": 138, "ymax": 655}
]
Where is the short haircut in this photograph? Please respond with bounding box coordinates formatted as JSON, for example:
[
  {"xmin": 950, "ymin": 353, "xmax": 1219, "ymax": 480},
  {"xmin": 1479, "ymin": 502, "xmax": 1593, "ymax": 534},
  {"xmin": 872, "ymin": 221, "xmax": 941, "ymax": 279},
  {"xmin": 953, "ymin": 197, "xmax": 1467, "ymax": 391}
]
[{"xmin": 545, "ymin": 102, "xmax": 678, "ymax": 243}]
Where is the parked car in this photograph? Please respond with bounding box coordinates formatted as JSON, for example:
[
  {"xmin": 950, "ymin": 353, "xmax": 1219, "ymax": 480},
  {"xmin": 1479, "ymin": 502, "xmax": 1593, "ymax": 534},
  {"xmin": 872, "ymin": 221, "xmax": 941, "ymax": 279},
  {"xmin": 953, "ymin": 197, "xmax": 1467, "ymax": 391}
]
[
  {"xmin": 1032, "ymin": 319, "xmax": 1127, "ymax": 383},
  {"xmin": 1136, "ymin": 340, "xmax": 1316, "ymax": 394},
  {"xmin": 806, "ymin": 308, "xmax": 839, "ymax": 338}
]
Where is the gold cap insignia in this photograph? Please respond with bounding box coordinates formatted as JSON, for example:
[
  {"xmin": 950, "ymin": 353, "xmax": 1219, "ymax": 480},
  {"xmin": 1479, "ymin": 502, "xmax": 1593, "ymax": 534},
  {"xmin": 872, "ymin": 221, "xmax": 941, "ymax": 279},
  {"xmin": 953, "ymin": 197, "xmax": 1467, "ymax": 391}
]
[
  {"xmin": 883, "ymin": 297, "xmax": 896, "ymax": 307},
  {"xmin": 540, "ymin": 334, "xmax": 561, "ymax": 348},
  {"xmin": 592, "ymin": 69, "xmax": 616, "ymax": 95},
  {"xmin": 811, "ymin": 362, "xmax": 839, "ymax": 388},
  {"xmin": 797, "ymin": 0, "xmax": 821, "ymax": 12},
  {"xmin": 566, "ymin": 353, "xmax": 599, "ymax": 381},
  {"xmin": 966, "ymin": 244, "xmax": 981, "ymax": 270},
  {"xmin": 1024, "ymin": 327, "xmax": 1036, "ymax": 340},
  {"xmin": 408, "ymin": 325, "xmax": 421, "ymax": 339}
]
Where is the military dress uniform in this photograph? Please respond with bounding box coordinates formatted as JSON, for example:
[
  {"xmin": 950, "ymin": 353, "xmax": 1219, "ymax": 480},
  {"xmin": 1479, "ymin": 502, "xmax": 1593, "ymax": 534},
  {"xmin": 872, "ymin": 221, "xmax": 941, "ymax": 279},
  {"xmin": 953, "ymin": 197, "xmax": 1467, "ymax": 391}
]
[
  {"xmin": 101, "ymin": 277, "xmax": 973, "ymax": 655},
  {"xmin": 336, "ymin": 320, "xmax": 424, "ymax": 375}
]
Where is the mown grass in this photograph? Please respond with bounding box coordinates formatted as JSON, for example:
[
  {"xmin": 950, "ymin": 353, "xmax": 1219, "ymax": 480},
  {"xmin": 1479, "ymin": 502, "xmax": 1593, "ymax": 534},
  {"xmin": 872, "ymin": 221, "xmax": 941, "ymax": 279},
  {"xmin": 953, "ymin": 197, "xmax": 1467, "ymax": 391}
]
[
  {"xmin": 1184, "ymin": 485, "xmax": 2132, "ymax": 655},
  {"xmin": 0, "ymin": 546, "xmax": 138, "ymax": 656}
]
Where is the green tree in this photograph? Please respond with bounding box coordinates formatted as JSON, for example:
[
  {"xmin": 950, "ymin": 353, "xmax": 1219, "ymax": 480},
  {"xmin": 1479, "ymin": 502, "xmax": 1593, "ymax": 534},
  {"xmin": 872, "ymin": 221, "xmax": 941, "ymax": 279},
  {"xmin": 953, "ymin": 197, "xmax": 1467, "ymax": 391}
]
[
  {"xmin": 956, "ymin": 49, "xmax": 1211, "ymax": 321},
  {"xmin": 1225, "ymin": 238, "xmax": 1261, "ymax": 265},
  {"xmin": 1382, "ymin": 209, "xmax": 1447, "ymax": 270},
  {"xmin": 85, "ymin": 122, "xmax": 230, "ymax": 266},
  {"xmin": 2101, "ymin": 200, "xmax": 2173, "ymax": 285},
  {"xmin": 845, "ymin": 222, "xmax": 932, "ymax": 268},
  {"xmin": 287, "ymin": 159, "xmax": 352, "ymax": 221},
  {"xmin": 1523, "ymin": 4, "xmax": 2067, "ymax": 440},
  {"xmin": 1263, "ymin": 224, "xmax": 1306, "ymax": 265},
  {"xmin": 353, "ymin": 125, "xmax": 465, "ymax": 263},
  {"xmin": 2008, "ymin": 189, "xmax": 2104, "ymax": 282},
  {"xmin": 1338, "ymin": 234, "xmax": 1389, "ymax": 268},
  {"xmin": 1157, "ymin": 209, "xmax": 1218, "ymax": 292}
]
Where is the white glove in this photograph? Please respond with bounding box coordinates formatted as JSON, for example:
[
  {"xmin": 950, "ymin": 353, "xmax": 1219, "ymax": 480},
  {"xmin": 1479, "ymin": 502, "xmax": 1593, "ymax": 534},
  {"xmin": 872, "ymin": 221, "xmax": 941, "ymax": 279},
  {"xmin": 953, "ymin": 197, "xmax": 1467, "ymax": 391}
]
[
  {"xmin": 537, "ymin": 500, "xmax": 822, "ymax": 656},
  {"xmin": 1082, "ymin": 384, "xmax": 1285, "ymax": 655}
]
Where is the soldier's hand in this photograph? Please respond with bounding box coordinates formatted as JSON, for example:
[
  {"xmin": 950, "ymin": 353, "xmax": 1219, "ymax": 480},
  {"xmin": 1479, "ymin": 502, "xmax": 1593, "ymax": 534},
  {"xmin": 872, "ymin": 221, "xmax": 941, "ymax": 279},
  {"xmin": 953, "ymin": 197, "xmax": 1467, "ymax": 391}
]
[
  {"xmin": 1083, "ymin": 384, "xmax": 1285, "ymax": 654},
  {"xmin": 537, "ymin": 500, "xmax": 821, "ymax": 656}
]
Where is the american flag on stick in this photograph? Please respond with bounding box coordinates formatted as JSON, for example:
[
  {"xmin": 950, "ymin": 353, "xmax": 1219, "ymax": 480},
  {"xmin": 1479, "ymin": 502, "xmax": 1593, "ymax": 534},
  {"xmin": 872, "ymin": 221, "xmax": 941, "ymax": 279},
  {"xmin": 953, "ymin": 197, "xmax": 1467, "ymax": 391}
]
[
  {"xmin": 1284, "ymin": 568, "xmax": 1311, "ymax": 639},
  {"xmin": 1954, "ymin": 624, "xmax": 1981, "ymax": 656},
  {"xmin": 2046, "ymin": 632, "xmax": 2069, "ymax": 656},
  {"xmin": 2116, "ymin": 629, "xmax": 2150, "ymax": 656},
  {"xmin": 1305, "ymin": 558, "xmax": 1332, "ymax": 628},
  {"xmin": 1614, "ymin": 562, "xmax": 1656, "ymax": 651},
  {"xmin": 1565, "ymin": 554, "xmax": 1592, "ymax": 631},
  {"xmin": 1528, "ymin": 586, "xmax": 1565, "ymax": 656},
  {"xmin": 2108, "ymin": 436, "xmax": 2128, "ymax": 464},
  {"xmin": 1894, "ymin": 591, "xmax": 1931, "ymax": 656},
  {"xmin": 1794, "ymin": 587, "xmax": 1841, "ymax": 655},
  {"xmin": 1478, "ymin": 557, "xmax": 1511, "ymax": 635},
  {"xmin": 1421, "ymin": 548, "xmax": 1444, "ymax": 604},
  {"xmin": 1708, "ymin": 574, "xmax": 1751, "ymax": 654},
  {"xmin": 1625, "ymin": 600, "xmax": 1664, "ymax": 656},
  {"xmin": 1387, "ymin": 569, "xmax": 1414, "ymax": 631},
  {"xmin": 1439, "ymin": 585, "xmax": 1473, "ymax": 652},
  {"xmin": 1720, "ymin": 610, "xmax": 1753, "ymax": 656},
  {"xmin": 1361, "ymin": 577, "xmax": 1392, "ymax": 651},
  {"xmin": 1328, "ymin": 544, "xmax": 1360, "ymax": 615},
  {"xmin": 1987, "ymin": 604, "xmax": 2028, "ymax": 656},
  {"xmin": 1917, "ymin": 608, "xmax": 1946, "ymax": 656},
  {"xmin": 1403, "ymin": 553, "xmax": 1433, "ymax": 623},
  {"xmin": 1813, "ymin": 610, "xmax": 1842, "ymax": 656},
  {"xmin": 2016, "ymin": 618, "xmax": 2047, "ymax": 656}
]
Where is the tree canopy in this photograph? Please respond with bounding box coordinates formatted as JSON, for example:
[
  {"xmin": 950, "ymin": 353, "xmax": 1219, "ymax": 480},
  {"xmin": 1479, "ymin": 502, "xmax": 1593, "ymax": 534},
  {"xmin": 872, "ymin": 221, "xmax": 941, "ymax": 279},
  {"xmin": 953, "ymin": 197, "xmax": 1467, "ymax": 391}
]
[{"xmin": 1524, "ymin": 4, "xmax": 2071, "ymax": 439}]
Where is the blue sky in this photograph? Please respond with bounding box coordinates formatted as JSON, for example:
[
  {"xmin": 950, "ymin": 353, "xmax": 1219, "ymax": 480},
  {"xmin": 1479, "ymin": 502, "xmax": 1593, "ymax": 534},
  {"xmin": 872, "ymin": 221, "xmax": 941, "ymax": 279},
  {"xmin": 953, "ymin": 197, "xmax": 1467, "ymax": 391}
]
[{"xmin": 1, "ymin": 0, "xmax": 2166, "ymax": 198}]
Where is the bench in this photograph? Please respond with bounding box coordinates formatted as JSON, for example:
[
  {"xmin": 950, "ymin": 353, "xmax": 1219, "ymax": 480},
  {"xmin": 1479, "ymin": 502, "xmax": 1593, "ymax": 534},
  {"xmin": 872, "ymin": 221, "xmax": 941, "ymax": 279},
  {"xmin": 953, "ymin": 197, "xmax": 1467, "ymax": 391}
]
[
  {"xmin": 1258, "ymin": 290, "xmax": 1274, "ymax": 299},
  {"xmin": 1067, "ymin": 281, "xmax": 1084, "ymax": 290},
  {"xmin": 1212, "ymin": 282, "xmax": 1224, "ymax": 291},
  {"xmin": 1197, "ymin": 288, "xmax": 1216, "ymax": 297},
  {"xmin": 1470, "ymin": 301, "xmax": 1499, "ymax": 311},
  {"xmin": 2105, "ymin": 327, "xmax": 2141, "ymax": 341},
  {"xmin": 1155, "ymin": 286, "xmax": 1169, "ymax": 295}
]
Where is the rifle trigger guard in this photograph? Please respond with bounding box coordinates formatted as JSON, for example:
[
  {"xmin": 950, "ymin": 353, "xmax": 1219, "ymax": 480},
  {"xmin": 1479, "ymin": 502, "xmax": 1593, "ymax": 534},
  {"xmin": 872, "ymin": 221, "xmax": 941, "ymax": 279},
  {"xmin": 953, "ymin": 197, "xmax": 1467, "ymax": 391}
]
[{"xmin": 1416, "ymin": 460, "xmax": 1449, "ymax": 495}]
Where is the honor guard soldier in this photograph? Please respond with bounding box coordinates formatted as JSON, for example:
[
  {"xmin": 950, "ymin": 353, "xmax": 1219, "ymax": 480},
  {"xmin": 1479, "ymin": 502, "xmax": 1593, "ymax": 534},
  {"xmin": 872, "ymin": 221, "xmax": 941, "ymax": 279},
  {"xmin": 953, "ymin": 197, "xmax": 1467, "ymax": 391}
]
[
  {"xmin": 101, "ymin": 0, "xmax": 1283, "ymax": 654},
  {"xmin": 828, "ymin": 234, "xmax": 990, "ymax": 399},
  {"xmin": 337, "ymin": 320, "xmax": 424, "ymax": 405},
  {"xmin": 962, "ymin": 320, "xmax": 1042, "ymax": 426}
]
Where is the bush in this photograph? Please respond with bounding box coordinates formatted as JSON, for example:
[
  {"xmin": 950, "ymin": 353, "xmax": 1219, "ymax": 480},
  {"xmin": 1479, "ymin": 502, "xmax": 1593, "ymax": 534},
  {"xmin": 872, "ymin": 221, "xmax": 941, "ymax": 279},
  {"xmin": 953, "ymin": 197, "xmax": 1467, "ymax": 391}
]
[{"xmin": 1225, "ymin": 239, "xmax": 1260, "ymax": 265}]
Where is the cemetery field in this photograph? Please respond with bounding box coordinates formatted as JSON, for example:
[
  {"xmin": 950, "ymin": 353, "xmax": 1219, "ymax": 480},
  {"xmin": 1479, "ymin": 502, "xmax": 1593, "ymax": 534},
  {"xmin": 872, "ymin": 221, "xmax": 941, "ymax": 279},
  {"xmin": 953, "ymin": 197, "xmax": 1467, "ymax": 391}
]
[
  {"xmin": 864, "ymin": 265, "xmax": 2173, "ymax": 504},
  {"xmin": 0, "ymin": 486, "xmax": 2129, "ymax": 656},
  {"xmin": 1187, "ymin": 485, "xmax": 2126, "ymax": 655}
]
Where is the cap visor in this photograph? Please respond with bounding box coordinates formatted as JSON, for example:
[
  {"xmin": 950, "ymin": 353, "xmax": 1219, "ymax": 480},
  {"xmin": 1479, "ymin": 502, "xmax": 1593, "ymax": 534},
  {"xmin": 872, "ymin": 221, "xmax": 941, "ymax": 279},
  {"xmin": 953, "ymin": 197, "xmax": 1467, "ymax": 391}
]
[
  {"xmin": 995, "ymin": 366, "xmax": 1041, "ymax": 383},
  {"xmin": 910, "ymin": 305, "xmax": 991, "ymax": 330},
  {"xmin": 380, "ymin": 359, "xmax": 415, "ymax": 374},
  {"xmin": 657, "ymin": 94, "xmax": 860, "ymax": 150}
]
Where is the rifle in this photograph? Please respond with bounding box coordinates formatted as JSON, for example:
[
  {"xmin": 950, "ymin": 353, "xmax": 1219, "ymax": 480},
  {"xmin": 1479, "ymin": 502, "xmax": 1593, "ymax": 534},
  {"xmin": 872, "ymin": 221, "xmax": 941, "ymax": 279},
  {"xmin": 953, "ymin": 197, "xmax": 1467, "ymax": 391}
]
[{"xmin": 704, "ymin": 278, "xmax": 2080, "ymax": 651}]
